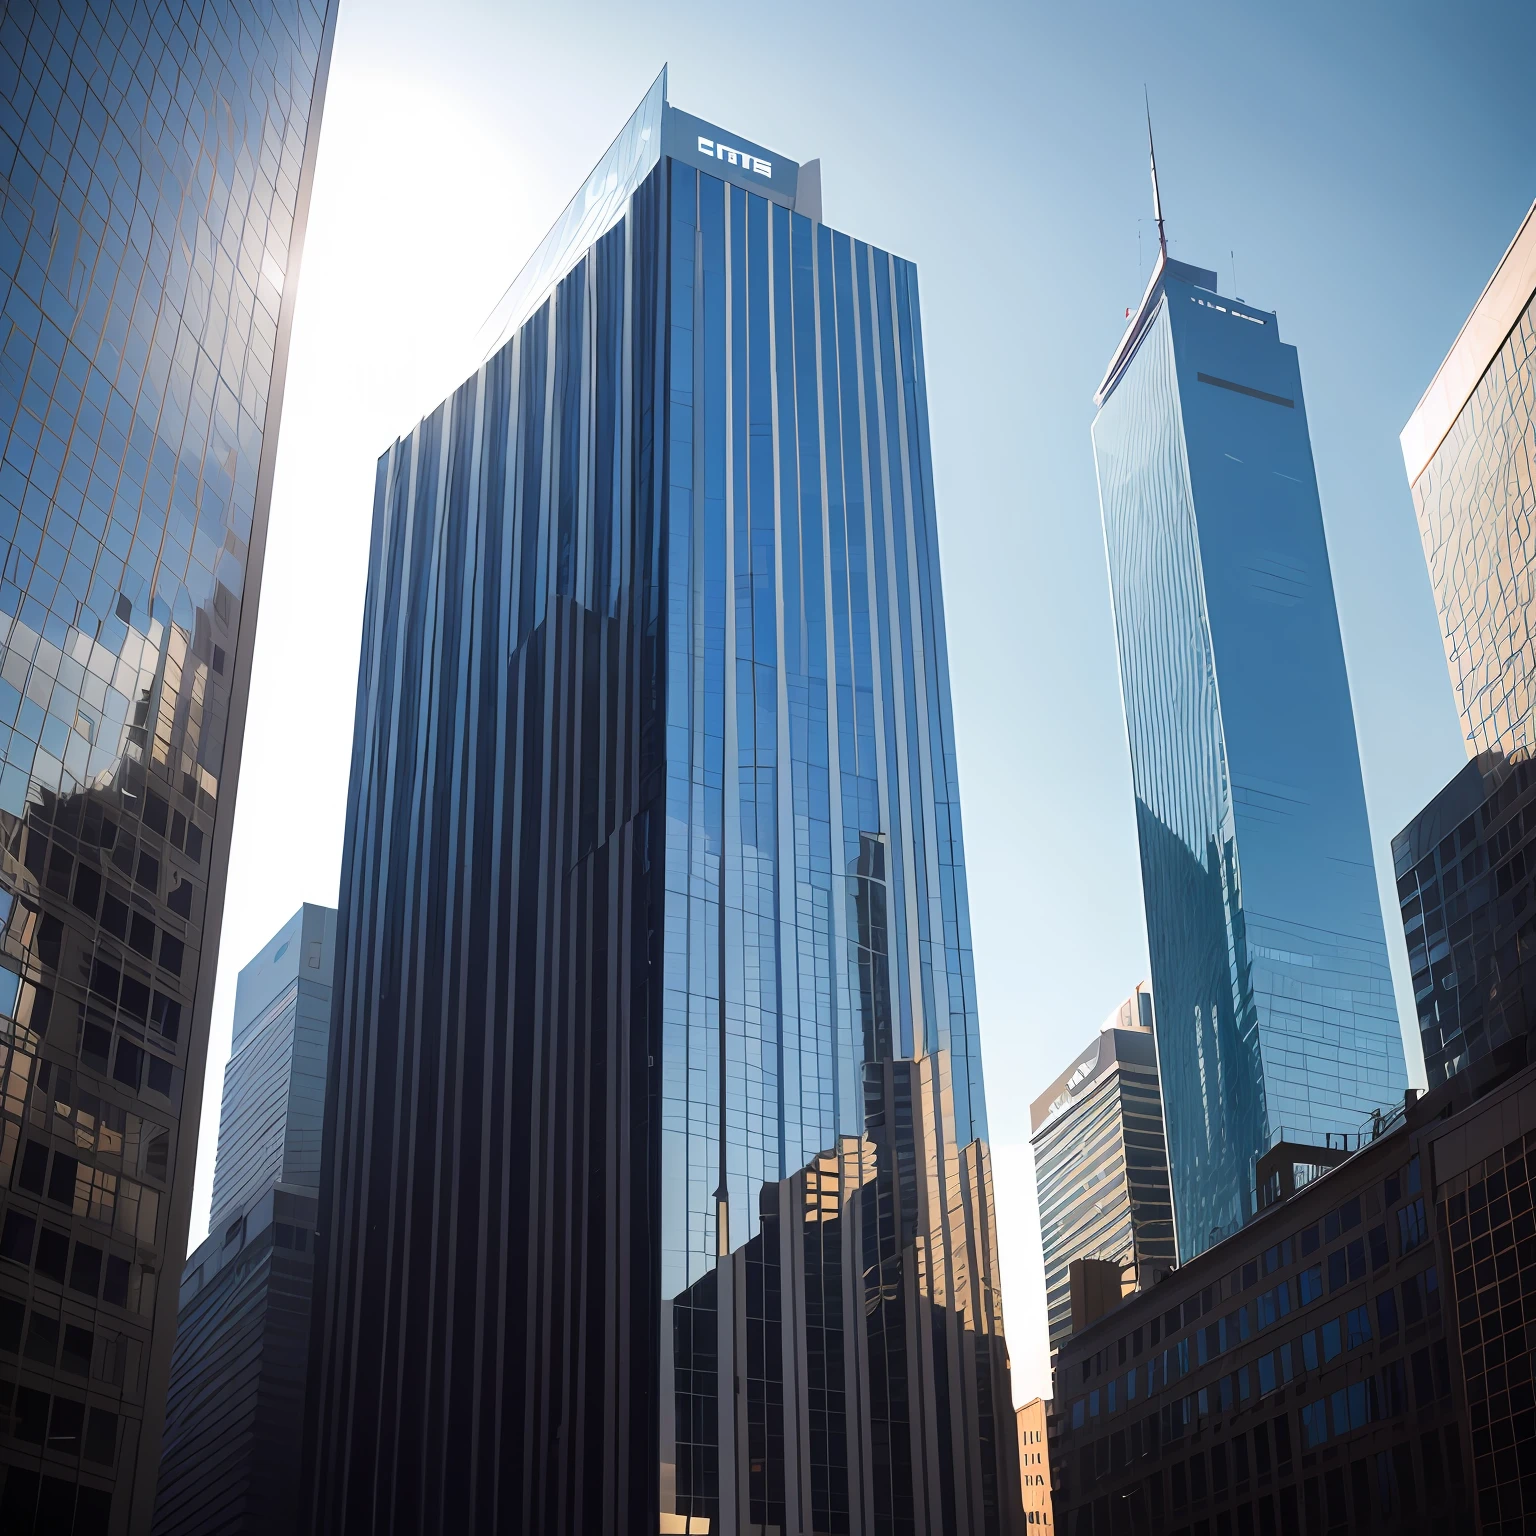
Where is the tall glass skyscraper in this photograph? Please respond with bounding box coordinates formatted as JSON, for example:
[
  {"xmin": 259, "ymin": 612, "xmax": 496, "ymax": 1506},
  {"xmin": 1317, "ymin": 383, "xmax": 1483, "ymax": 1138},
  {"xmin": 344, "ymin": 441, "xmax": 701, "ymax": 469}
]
[
  {"xmin": 306, "ymin": 71, "xmax": 1019, "ymax": 1535},
  {"xmin": 1093, "ymin": 248, "xmax": 1407, "ymax": 1261},
  {"xmin": 0, "ymin": 4, "xmax": 335, "ymax": 1531}
]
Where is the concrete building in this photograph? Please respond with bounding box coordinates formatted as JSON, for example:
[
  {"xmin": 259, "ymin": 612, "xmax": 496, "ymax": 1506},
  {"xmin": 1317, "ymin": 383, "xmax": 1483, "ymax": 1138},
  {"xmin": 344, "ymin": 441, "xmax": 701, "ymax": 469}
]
[
  {"xmin": 1018, "ymin": 1396, "xmax": 1055, "ymax": 1529},
  {"xmin": 1032, "ymin": 984, "xmax": 1176, "ymax": 1348},
  {"xmin": 1045, "ymin": 1056, "xmax": 1536, "ymax": 1534}
]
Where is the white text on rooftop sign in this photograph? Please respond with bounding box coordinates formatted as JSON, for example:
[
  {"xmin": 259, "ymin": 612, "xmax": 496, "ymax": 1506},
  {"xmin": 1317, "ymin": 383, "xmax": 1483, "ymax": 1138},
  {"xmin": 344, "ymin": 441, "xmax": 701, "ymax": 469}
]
[{"xmin": 698, "ymin": 135, "xmax": 771, "ymax": 177}]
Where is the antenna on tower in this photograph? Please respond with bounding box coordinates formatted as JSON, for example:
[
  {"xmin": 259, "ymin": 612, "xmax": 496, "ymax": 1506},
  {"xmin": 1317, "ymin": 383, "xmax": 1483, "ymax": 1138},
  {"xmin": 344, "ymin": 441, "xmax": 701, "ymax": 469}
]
[{"xmin": 1145, "ymin": 88, "xmax": 1167, "ymax": 261}]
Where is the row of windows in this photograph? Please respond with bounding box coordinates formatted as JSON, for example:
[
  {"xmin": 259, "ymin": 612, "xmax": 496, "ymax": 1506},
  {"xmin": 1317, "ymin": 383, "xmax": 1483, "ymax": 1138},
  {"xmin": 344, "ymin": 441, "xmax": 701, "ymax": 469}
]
[
  {"xmin": 0, "ymin": 1372, "xmax": 117, "ymax": 1463},
  {"xmin": 1071, "ymin": 1264, "xmax": 1440, "ymax": 1430},
  {"xmin": 1072, "ymin": 1154, "xmax": 1425, "ymax": 1389},
  {"xmin": 0, "ymin": 1204, "xmax": 151, "ymax": 1318},
  {"xmin": 0, "ymin": 1291, "xmax": 123, "ymax": 1389}
]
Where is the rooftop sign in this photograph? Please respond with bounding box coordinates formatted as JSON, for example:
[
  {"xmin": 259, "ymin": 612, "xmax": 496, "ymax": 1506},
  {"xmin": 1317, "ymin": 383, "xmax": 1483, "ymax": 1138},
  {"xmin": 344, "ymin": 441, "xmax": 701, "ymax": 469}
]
[{"xmin": 663, "ymin": 106, "xmax": 799, "ymax": 208}]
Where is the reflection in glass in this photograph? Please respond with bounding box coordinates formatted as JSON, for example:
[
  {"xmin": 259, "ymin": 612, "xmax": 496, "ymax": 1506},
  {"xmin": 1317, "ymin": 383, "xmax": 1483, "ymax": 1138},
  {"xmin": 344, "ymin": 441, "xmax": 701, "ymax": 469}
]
[
  {"xmin": 0, "ymin": 2, "xmax": 336, "ymax": 1525},
  {"xmin": 310, "ymin": 80, "xmax": 1020, "ymax": 1535},
  {"xmin": 1094, "ymin": 256, "xmax": 1407, "ymax": 1261}
]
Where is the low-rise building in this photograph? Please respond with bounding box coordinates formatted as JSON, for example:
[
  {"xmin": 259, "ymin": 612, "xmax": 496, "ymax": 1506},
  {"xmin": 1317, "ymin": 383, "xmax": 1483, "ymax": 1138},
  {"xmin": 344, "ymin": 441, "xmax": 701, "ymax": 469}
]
[{"xmin": 1046, "ymin": 1062, "xmax": 1516, "ymax": 1535}]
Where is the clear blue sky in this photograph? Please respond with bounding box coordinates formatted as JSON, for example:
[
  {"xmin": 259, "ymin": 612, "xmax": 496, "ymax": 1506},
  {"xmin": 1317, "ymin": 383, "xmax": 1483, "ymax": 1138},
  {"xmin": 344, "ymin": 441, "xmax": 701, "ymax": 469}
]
[{"xmin": 195, "ymin": 0, "xmax": 1536, "ymax": 1402}]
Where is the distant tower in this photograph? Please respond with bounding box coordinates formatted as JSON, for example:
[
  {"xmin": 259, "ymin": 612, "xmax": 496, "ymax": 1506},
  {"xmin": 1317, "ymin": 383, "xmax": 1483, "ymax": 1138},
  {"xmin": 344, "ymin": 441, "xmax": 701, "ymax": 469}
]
[
  {"xmin": 1030, "ymin": 983, "xmax": 1175, "ymax": 1346},
  {"xmin": 1093, "ymin": 163, "xmax": 1407, "ymax": 1259},
  {"xmin": 153, "ymin": 907, "xmax": 336, "ymax": 1535}
]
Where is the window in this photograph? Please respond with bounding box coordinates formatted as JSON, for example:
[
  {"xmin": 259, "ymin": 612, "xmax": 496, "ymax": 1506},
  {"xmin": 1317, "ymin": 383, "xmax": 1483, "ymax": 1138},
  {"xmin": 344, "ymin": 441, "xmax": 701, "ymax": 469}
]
[
  {"xmin": 23, "ymin": 1312, "xmax": 58, "ymax": 1365},
  {"xmin": 113, "ymin": 1038, "xmax": 142, "ymax": 1089},
  {"xmin": 17, "ymin": 1139, "xmax": 48, "ymax": 1195},
  {"xmin": 1302, "ymin": 1400, "xmax": 1328, "ymax": 1447},
  {"xmin": 35, "ymin": 1227, "xmax": 68, "ymax": 1282},
  {"xmin": 1322, "ymin": 1319, "xmax": 1342, "ymax": 1362},
  {"xmin": 1258, "ymin": 1353, "xmax": 1276, "ymax": 1395},
  {"xmin": 1368, "ymin": 1224, "xmax": 1389, "ymax": 1269},
  {"xmin": 1273, "ymin": 1413, "xmax": 1292, "ymax": 1468},
  {"xmin": 0, "ymin": 1295, "xmax": 20, "ymax": 1352},
  {"xmin": 1412, "ymin": 1348, "xmax": 1434, "ymax": 1405},
  {"xmin": 1346, "ymin": 1306, "xmax": 1371, "ymax": 1349},
  {"xmin": 84, "ymin": 1406, "xmax": 117, "ymax": 1464},
  {"xmin": 46, "ymin": 1151, "xmax": 78, "ymax": 1206},
  {"xmin": 1299, "ymin": 1265, "xmax": 1323, "ymax": 1304},
  {"xmin": 1398, "ymin": 1198, "xmax": 1428, "ymax": 1253},
  {"xmin": 1380, "ymin": 1359, "xmax": 1407, "ymax": 1416},
  {"xmin": 1302, "ymin": 1330, "xmax": 1318, "ymax": 1371},
  {"xmin": 1347, "ymin": 1238, "xmax": 1365, "ymax": 1281},
  {"xmin": 1376, "ymin": 1289, "xmax": 1399, "ymax": 1337},
  {"xmin": 60, "ymin": 1324, "xmax": 92, "ymax": 1377},
  {"xmin": 68, "ymin": 1243, "xmax": 102, "ymax": 1297},
  {"xmin": 103, "ymin": 1254, "xmax": 130, "ymax": 1308},
  {"xmin": 1402, "ymin": 1271, "xmax": 1426, "ymax": 1325}
]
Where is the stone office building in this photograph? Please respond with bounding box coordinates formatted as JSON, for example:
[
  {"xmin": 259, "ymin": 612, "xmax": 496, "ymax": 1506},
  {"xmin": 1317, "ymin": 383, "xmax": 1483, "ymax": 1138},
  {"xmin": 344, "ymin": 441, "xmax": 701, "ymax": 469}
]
[{"xmin": 1047, "ymin": 1067, "xmax": 1512, "ymax": 1535}]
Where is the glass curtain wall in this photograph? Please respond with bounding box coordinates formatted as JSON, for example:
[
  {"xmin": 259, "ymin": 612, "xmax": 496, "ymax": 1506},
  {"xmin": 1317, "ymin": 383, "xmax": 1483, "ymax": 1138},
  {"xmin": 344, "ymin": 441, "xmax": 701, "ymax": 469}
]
[
  {"xmin": 308, "ymin": 91, "xmax": 1018, "ymax": 1536},
  {"xmin": 0, "ymin": 4, "xmax": 335, "ymax": 1530},
  {"xmin": 1095, "ymin": 260, "xmax": 1407, "ymax": 1261},
  {"xmin": 661, "ymin": 159, "xmax": 1009, "ymax": 1536}
]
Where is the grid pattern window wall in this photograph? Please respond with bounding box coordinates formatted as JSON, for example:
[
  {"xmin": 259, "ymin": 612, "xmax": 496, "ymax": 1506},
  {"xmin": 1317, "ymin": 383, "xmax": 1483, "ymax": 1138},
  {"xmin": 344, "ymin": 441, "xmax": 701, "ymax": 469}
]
[
  {"xmin": 0, "ymin": 3, "xmax": 334, "ymax": 1531},
  {"xmin": 1394, "ymin": 758, "xmax": 1536, "ymax": 1087},
  {"xmin": 1439, "ymin": 1125, "xmax": 1536, "ymax": 1535},
  {"xmin": 1412, "ymin": 297, "xmax": 1536, "ymax": 760}
]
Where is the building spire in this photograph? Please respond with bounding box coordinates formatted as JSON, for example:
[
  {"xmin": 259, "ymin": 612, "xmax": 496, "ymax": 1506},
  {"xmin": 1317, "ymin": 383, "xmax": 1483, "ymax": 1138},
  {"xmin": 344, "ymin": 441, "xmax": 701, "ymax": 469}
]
[{"xmin": 1145, "ymin": 88, "xmax": 1167, "ymax": 261}]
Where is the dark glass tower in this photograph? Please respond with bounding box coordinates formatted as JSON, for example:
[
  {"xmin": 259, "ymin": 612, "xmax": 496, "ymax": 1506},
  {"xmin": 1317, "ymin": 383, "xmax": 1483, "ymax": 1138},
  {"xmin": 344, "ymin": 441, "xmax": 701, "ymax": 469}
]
[
  {"xmin": 1093, "ymin": 245, "xmax": 1407, "ymax": 1261},
  {"xmin": 0, "ymin": 3, "xmax": 335, "ymax": 1530},
  {"xmin": 305, "ymin": 71, "xmax": 1020, "ymax": 1536},
  {"xmin": 153, "ymin": 905, "xmax": 334, "ymax": 1536}
]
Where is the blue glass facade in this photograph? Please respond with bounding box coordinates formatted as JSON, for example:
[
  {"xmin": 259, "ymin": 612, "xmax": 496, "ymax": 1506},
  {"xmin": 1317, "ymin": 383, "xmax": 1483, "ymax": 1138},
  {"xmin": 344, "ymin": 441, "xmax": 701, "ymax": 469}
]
[
  {"xmin": 1094, "ymin": 256, "xmax": 1407, "ymax": 1261},
  {"xmin": 0, "ymin": 4, "xmax": 335, "ymax": 1531},
  {"xmin": 308, "ymin": 76, "xmax": 1017, "ymax": 1535}
]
